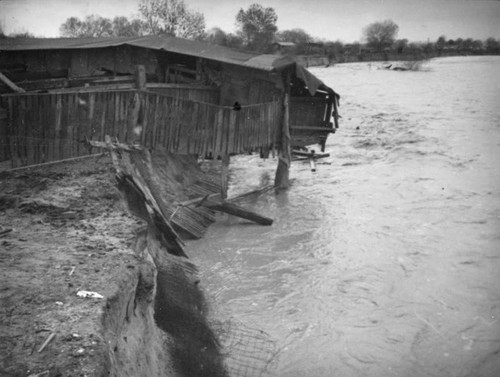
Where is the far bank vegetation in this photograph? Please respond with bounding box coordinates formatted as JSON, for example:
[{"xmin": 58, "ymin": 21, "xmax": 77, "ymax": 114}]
[{"xmin": 1, "ymin": 1, "xmax": 499, "ymax": 63}]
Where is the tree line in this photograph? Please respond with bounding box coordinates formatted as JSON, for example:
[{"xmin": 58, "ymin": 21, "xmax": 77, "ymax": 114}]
[{"xmin": 1, "ymin": 1, "xmax": 499, "ymax": 59}]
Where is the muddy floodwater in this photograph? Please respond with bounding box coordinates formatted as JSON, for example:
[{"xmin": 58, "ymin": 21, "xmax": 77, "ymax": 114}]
[{"xmin": 187, "ymin": 56, "xmax": 500, "ymax": 377}]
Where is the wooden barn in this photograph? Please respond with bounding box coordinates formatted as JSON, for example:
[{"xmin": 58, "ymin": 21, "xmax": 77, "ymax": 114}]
[{"xmin": 0, "ymin": 35, "xmax": 340, "ymax": 189}]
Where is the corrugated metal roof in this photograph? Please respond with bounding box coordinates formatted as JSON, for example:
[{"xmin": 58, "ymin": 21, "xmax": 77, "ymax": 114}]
[{"xmin": 0, "ymin": 35, "xmax": 294, "ymax": 72}]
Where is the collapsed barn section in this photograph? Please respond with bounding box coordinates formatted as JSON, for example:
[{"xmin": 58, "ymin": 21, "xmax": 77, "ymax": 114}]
[{"xmin": 0, "ymin": 35, "xmax": 340, "ymax": 376}]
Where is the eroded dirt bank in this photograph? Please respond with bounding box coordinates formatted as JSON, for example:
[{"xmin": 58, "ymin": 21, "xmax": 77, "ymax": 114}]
[{"xmin": 0, "ymin": 157, "xmax": 176, "ymax": 377}]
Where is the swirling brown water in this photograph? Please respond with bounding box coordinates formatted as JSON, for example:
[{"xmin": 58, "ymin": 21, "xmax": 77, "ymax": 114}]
[{"xmin": 187, "ymin": 56, "xmax": 500, "ymax": 377}]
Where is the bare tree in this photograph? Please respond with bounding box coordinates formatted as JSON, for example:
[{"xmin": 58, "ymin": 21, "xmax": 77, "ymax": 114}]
[
  {"xmin": 60, "ymin": 15, "xmax": 144, "ymax": 38},
  {"xmin": 60, "ymin": 15, "xmax": 113, "ymax": 37},
  {"xmin": 138, "ymin": 0, "xmax": 206, "ymax": 40},
  {"xmin": 236, "ymin": 3, "xmax": 278, "ymax": 52},
  {"xmin": 363, "ymin": 19, "xmax": 399, "ymax": 52},
  {"xmin": 60, "ymin": 17, "xmax": 83, "ymax": 37},
  {"xmin": 111, "ymin": 16, "xmax": 144, "ymax": 37}
]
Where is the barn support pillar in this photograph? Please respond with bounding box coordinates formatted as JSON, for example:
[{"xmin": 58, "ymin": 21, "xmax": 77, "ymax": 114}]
[
  {"xmin": 274, "ymin": 88, "xmax": 291, "ymax": 190},
  {"xmin": 220, "ymin": 154, "xmax": 230, "ymax": 199}
]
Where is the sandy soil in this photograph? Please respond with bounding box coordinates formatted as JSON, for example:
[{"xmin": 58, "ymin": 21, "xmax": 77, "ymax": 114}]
[{"xmin": 0, "ymin": 156, "xmax": 147, "ymax": 377}]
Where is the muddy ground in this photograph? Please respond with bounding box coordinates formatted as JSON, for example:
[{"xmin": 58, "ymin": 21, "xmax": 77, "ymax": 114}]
[{"xmin": 0, "ymin": 156, "xmax": 148, "ymax": 377}]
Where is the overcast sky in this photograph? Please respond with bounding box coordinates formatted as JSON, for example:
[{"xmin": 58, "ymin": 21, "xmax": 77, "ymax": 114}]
[{"xmin": 1, "ymin": 0, "xmax": 499, "ymax": 43}]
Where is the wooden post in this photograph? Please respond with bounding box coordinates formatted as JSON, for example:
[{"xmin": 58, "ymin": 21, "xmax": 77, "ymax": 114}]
[
  {"xmin": 309, "ymin": 158, "xmax": 317, "ymax": 172},
  {"xmin": 332, "ymin": 92, "xmax": 339, "ymax": 129},
  {"xmin": 134, "ymin": 65, "xmax": 147, "ymax": 91},
  {"xmin": 220, "ymin": 154, "xmax": 230, "ymax": 199},
  {"xmin": 274, "ymin": 72, "xmax": 292, "ymax": 190}
]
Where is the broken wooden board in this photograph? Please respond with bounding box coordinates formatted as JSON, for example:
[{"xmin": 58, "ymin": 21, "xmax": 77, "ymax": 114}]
[
  {"xmin": 292, "ymin": 150, "xmax": 330, "ymax": 159},
  {"xmin": 91, "ymin": 138, "xmax": 274, "ymax": 238}
]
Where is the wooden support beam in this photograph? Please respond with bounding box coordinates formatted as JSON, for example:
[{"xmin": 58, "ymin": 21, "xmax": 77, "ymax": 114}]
[
  {"xmin": 220, "ymin": 155, "xmax": 230, "ymax": 199},
  {"xmin": 275, "ymin": 73, "xmax": 292, "ymax": 190},
  {"xmin": 0, "ymin": 72, "xmax": 25, "ymax": 93},
  {"xmin": 332, "ymin": 93, "xmax": 339, "ymax": 129}
]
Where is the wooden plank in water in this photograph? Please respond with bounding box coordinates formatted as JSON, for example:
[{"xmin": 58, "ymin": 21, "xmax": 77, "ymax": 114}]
[
  {"xmin": 292, "ymin": 150, "xmax": 330, "ymax": 159},
  {"xmin": 201, "ymin": 198, "xmax": 273, "ymax": 226}
]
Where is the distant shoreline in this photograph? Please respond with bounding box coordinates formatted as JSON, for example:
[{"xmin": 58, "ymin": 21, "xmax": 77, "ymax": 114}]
[{"xmin": 300, "ymin": 51, "xmax": 500, "ymax": 67}]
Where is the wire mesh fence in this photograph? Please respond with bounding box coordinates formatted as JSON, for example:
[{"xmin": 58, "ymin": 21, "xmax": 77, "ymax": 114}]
[
  {"xmin": 148, "ymin": 245, "xmax": 278, "ymax": 377},
  {"xmin": 214, "ymin": 319, "xmax": 278, "ymax": 377}
]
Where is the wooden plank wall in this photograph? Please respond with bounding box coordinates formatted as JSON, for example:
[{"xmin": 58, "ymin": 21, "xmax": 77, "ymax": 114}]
[
  {"xmin": 289, "ymin": 96, "xmax": 329, "ymax": 148},
  {"xmin": 1, "ymin": 89, "xmax": 282, "ymax": 167},
  {"xmin": 134, "ymin": 91, "xmax": 282, "ymax": 156},
  {"xmin": 146, "ymin": 84, "xmax": 220, "ymax": 104}
]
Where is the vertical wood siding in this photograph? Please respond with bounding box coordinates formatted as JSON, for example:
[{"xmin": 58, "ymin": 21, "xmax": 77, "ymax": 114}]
[{"xmin": 1, "ymin": 89, "xmax": 282, "ymax": 167}]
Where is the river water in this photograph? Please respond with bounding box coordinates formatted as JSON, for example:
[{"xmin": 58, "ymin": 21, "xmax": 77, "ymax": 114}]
[{"xmin": 187, "ymin": 56, "xmax": 500, "ymax": 377}]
